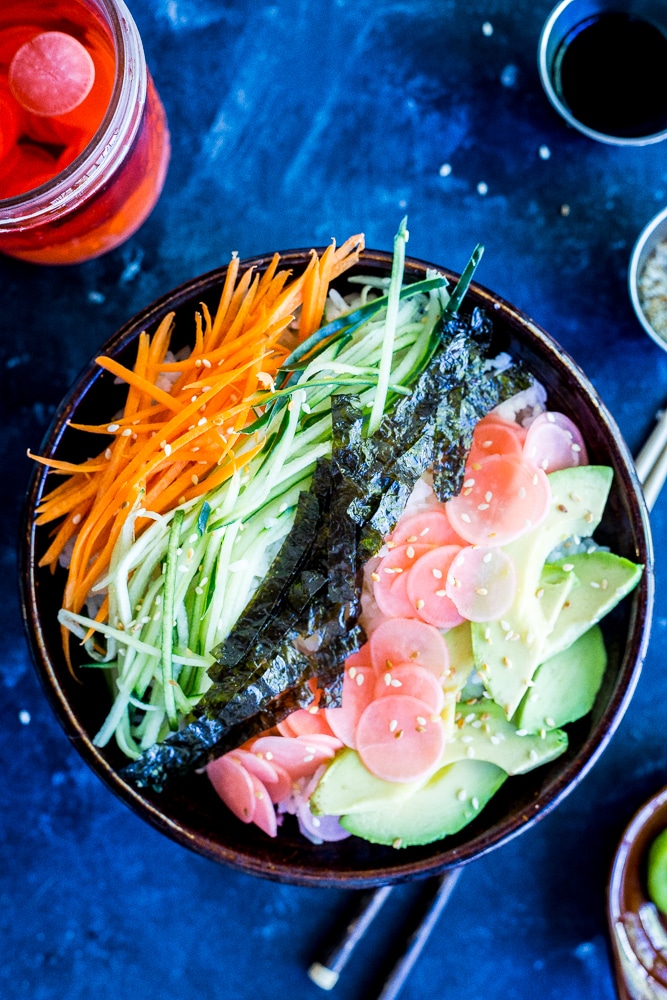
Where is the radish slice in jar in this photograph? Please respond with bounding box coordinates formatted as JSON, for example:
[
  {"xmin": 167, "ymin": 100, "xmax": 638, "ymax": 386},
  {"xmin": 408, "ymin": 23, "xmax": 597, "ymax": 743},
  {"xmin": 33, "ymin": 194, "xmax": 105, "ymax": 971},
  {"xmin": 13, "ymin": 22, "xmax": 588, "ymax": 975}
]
[
  {"xmin": 372, "ymin": 543, "xmax": 433, "ymax": 619},
  {"xmin": 325, "ymin": 664, "xmax": 376, "ymax": 749},
  {"xmin": 9, "ymin": 32, "xmax": 95, "ymax": 117},
  {"xmin": 374, "ymin": 662, "xmax": 446, "ymax": 713},
  {"xmin": 405, "ymin": 545, "xmax": 466, "ymax": 629},
  {"xmin": 206, "ymin": 753, "xmax": 257, "ymax": 823},
  {"xmin": 369, "ymin": 617, "xmax": 450, "ymax": 679},
  {"xmin": 446, "ymin": 454, "xmax": 551, "ymax": 546},
  {"xmin": 356, "ymin": 695, "xmax": 445, "ymax": 782},
  {"xmin": 523, "ymin": 411, "xmax": 589, "ymax": 472},
  {"xmin": 445, "ymin": 545, "xmax": 517, "ymax": 622},
  {"xmin": 390, "ymin": 509, "xmax": 463, "ymax": 548}
]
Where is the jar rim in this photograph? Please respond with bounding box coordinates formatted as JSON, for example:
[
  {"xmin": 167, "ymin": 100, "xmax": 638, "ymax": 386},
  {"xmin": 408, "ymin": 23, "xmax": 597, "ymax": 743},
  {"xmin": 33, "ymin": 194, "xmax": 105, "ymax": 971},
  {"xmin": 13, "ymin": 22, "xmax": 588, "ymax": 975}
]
[{"xmin": 0, "ymin": 0, "xmax": 147, "ymax": 226}]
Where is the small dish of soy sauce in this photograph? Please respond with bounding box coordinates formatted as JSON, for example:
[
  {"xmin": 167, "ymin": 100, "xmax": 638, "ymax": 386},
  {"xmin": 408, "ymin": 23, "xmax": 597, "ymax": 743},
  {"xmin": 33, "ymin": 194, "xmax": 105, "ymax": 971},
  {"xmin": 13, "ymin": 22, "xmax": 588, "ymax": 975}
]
[{"xmin": 538, "ymin": 0, "xmax": 667, "ymax": 145}]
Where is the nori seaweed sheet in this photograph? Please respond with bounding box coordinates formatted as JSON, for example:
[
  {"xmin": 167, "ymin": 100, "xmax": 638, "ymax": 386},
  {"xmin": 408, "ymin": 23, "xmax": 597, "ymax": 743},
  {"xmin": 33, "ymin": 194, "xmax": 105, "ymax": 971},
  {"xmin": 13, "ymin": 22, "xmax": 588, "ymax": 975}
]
[{"xmin": 121, "ymin": 306, "xmax": 532, "ymax": 791}]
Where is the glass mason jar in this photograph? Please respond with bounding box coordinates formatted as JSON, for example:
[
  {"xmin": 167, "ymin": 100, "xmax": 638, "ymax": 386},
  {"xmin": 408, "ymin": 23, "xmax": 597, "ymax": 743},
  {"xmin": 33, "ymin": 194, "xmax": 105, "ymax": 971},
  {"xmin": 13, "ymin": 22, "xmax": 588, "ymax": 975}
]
[{"xmin": 0, "ymin": 0, "xmax": 170, "ymax": 264}]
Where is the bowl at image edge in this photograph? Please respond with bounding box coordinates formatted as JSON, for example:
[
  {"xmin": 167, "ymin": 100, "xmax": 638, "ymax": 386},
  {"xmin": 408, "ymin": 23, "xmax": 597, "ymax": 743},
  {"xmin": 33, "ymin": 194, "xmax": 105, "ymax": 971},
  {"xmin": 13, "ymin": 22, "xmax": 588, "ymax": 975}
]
[{"xmin": 20, "ymin": 248, "xmax": 654, "ymax": 887}]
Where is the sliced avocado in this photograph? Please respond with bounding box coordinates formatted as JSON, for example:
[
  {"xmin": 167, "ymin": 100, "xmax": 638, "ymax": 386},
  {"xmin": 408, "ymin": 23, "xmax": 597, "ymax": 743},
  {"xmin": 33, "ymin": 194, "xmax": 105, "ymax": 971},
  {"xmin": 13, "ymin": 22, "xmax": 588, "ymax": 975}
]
[
  {"xmin": 441, "ymin": 697, "xmax": 568, "ymax": 774},
  {"xmin": 515, "ymin": 624, "xmax": 607, "ymax": 733},
  {"xmin": 471, "ymin": 465, "xmax": 613, "ymax": 719},
  {"xmin": 340, "ymin": 759, "xmax": 507, "ymax": 847},
  {"xmin": 542, "ymin": 551, "xmax": 643, "ymax": 660},
  {"xmin": 310, "ymin": 747, "xmax": 423, "ymax": 816},
  {"xmin": 443, "ymin": 621, "xmax": 476, "ymax": 692}
]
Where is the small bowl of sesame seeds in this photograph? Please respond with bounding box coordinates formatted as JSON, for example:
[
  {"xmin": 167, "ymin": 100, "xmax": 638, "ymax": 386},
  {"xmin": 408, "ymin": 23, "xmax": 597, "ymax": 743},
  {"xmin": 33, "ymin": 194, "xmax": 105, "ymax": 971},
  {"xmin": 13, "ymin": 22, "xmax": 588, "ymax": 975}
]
[
  {"xmin": 20, "ymin": 247, "xmax": 653, "ymax": 886},
  {"xmin": 629, "ymin": 205, "xmax": 667, "ymax": 350}
]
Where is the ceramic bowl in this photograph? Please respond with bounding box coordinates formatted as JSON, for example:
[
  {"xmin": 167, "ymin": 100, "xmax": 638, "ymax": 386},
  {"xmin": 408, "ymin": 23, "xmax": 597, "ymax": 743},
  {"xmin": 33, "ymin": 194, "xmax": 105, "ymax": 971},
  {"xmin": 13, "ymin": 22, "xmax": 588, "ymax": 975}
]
[
  {"xmin": 20, "ymin": 248, "xmax": 654, "ymax": 887},
  {"xmin": 629, "ymin": 204, "xmax": 667, "ymax": 351},
  {"xmin": 608, "ymin": 787, "xmax": 667, "ymax": 998}
]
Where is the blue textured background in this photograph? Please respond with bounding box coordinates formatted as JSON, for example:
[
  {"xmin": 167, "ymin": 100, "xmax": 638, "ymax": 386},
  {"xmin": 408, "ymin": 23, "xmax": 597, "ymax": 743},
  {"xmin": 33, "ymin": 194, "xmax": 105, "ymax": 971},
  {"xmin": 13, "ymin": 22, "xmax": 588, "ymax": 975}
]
[{"xmin": 3, "ymin": 1, "xmax": 667, "ymax": 997}]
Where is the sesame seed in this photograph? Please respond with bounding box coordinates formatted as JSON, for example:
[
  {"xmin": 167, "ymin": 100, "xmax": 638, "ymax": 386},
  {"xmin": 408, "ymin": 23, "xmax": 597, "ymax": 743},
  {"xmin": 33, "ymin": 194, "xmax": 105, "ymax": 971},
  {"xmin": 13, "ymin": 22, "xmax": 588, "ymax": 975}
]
[
  {"xmin": 457, "ymin": 789, "xmax": 467, "ymax": 801},
  {"xmin": 539, "ymin": 728, "xmax": 547, "ymax": 739},
  {"xmin": 482, "ymin": 440, "xmax": 493, "ymax": 448},
  {"xmin": 416, "ymin": 716, "xmax": 427, "ymax": 726},
  {"xmin": 466, "ymin": 746, "xmax": 476, "ymax": 758},
  {"xmin": 484, "ymin": 627, "xmax": 491, "ymax": 641},
  {"xmin": 572, "ymin": 443, "xmax": 581, "ymax": 452},
  {"xmin": 389, "ymin": 719, "xmax": 398, "ymax": 732},
  {"xmin": 562, "ymin": 562, "xmax": 574, "ymax": 572},
  {"xmin": 558, "ymin": 504, "xmax": 569, "ymax": 513},
  {"xmin": 265, "ymin": 751, "xmax": 274, "ymax": 760},
  {"xmin": 465, "ymin": 713, "xmax": 475, "ymax": 723},
  {"xmin": 349, "ymin": 667, "xmax": 357, "ymax": 679},
  {"xmin": 432, "ymin": 568, "xmax": 443, "ymax": 579},
  {"xmin": 463, "ymin": 478, "xmax": 476, "ymax": 488},
  {"xmin": 303, "ymin": 754, "xmax": 315, "ymax": 763},
  {"xmin": 601, "ymin": 579, "xmax": 608, "ymax": 590},
  {"xmin": 371, "ymin": 572, "xmax": 380, "ymax": 582},
  {"xmin": 407, "ymin": 534, "xmax": 418, "ymax": 543},
  {"xmin": 394, "ymin": 729, "xmax": 404, "ymax": 740},
  {"xmin": 545, "ymin": 716, "xmax": 555, "ymax": 727},
  {"xmin": 390, "ymin": 679, "xmax": 402, "ymax": 687},
  {"xmin": 518, "ymin": 487, "xmax": 526, "ymax": 499},
  {"xmin": 502, "ymin": 656, "xmax": 512, "ymax": 668},
  {"xmin": 590, "ymin": 581, "xmax": 600, "ymax": 589},
  {"xmin": 406, "ymin": 545, "xmax": 415, "ymax": 558},
  {"xmin": 392, "ymin": 838, "xmax": 403, "ymax": 849},
  {"xmin": 500, "ymin": 620, "xmax": 511, "ymax": 631},
  {"xmin": 460, "ymin": 513, "xmax": 472, "ymax": 523},
  {"xmin": 384, "ymin": 672, "xmax": 392, "ymax": 685},
  {"xmin": 477, "ymin": 503, "xmax": 490, "ymax": 510},
  {"xmin": 416, "ymin": 598, "xmax": 425, "ymax": 610},
  {"xmin": 516, "ymin": 729, "xmax": 528, "ymax": 737},
  {"xmin": 483, "ymin": 552, "xmax": 493, "ymax": 563},
  {"xmin": 107, "ymin": 423, "xmax": 120, "ymax": 433},
  {"xmin": 529, "ymin": 749, "xmax": 539, "ymax": 762},
  {"xmin": 435, "ymin": 589, "xmax": 447, "ymax": 597},
  {"xmin": 476, "ymin": 587, "xmax": 488, "ymax": 595},
  {"xmin": 535, "ymin": 588, "xmax": 545, "ymax": 599},
  {"xmin": 356, "ymin": 674, "xmax": 365, "ymax": 686},
  {"xmin": 419, "ymin": 527, "xmax": 430, "ymax": 536}
]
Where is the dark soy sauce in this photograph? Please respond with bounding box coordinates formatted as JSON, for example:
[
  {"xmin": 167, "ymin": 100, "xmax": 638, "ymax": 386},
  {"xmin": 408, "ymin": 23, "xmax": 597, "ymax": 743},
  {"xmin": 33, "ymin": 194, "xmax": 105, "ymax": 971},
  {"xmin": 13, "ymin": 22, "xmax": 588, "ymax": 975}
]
[{"xmin": 552, "ymin": 12, "xmax": 667, "ymax": 138}]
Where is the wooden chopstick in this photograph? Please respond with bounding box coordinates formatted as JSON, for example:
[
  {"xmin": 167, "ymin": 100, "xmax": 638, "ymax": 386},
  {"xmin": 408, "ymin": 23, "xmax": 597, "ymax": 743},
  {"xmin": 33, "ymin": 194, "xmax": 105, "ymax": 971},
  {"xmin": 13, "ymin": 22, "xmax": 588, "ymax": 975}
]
[
  {"xmin": 636, "ymin": 406, "xmax": 667, "ymax": 508},
  {"xmin": 308, "ymin": 885, "xmax": 395, "ymax": 990},
  {"xmin": 374, "ymin": 870, "xmax": 461, "ymax": 1000}
]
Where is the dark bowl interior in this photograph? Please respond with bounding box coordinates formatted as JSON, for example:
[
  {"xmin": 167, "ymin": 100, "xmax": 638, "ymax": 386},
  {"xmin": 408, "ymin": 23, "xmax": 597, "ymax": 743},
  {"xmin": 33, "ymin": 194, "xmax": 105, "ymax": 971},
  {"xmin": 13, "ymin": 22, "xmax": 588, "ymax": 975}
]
[{"xmin": 20, "ymin": 248, "xmax": 654, "ymax": 887}]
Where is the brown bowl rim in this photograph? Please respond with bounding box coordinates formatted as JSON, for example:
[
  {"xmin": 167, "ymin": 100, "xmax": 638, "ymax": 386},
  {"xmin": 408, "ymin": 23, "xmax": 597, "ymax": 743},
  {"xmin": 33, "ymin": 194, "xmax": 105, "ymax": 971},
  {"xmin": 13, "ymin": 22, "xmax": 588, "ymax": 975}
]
[{"xmin": 20, "ymin": 247, "xmax": 654, "ymax": 886}]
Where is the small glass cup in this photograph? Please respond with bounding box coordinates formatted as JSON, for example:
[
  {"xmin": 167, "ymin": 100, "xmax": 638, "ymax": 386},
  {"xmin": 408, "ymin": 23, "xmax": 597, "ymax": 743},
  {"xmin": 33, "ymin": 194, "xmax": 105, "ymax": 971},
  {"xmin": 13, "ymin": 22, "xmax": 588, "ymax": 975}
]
[
  {"xmin": 538, "ymin": 0, "xmax": 667, "ymax": 146},
  {"xmin": 0, "ymin": 0, "xmax": 170, "ymax": 265}
]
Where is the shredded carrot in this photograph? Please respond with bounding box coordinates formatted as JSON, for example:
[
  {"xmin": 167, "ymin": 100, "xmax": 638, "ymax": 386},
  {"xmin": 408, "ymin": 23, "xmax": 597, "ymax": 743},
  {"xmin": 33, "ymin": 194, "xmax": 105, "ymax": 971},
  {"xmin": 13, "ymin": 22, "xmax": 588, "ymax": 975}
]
[{"xmin": 31, "ymin": 236, "xmax": 364, "ymax": 670}]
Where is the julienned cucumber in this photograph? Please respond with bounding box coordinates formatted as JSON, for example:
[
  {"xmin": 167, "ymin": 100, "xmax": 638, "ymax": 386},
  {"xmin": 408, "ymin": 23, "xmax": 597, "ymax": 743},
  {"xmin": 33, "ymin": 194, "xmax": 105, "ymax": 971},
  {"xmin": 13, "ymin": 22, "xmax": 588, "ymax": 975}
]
[{"xmin": 61, "ymin": 232, "xmax": 465, "ymax": 759}]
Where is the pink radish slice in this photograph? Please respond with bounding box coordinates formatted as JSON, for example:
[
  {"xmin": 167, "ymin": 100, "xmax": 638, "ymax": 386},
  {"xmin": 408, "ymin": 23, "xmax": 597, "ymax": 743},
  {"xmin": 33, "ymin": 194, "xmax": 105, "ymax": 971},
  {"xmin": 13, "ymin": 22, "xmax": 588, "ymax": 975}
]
[
  {"xmin": 276, "ymin": 706, "xmax": 336, "ymax": 739},
  {"xmin": 250, "ymin": 735, "xmax": 337, "ymax": 780},
  {"xmin": 234, "ymin": 748, "xmax": 281, "ymax": 785},
  {"xmin": 356, "ymin": 695, "xmax": 445, "ymax": 783},
  {"xmin": 325, "ymin": 664, "xmax": 376, "ymax": 748},
  {"xmin": 523, "ymin": 411, "xmax": 589, "ymax": 472},
  {"xmin": 445, "ymin": 545, "xmax": 517, "ymax": 622},
  {"xmin": 9, "ymin": 31, "xmax": 95, "ymax": 117},
  {"xmin": 345, "ymin": 642, "xmax": 373, "ymax": 669},
  {"xmin": 372, "ymin": 543, "xmax": 433, "ymax": 619},
  {"xmin": 247, "ymin": 771, "xmax": 278, "ymax": 837},
  {"xmin": 264, "ymin": 762, "xmax": 294, "ymax": 804},
  {"xmin": 297, "ymin": 733, "xmax": 344, "ymax": 752},
  {"xmin": 405, "ymin": 545, "xmax": 466, "ymax": 629},
  {"xmin": 374, "ymin": 662, "xmax": 445, "ymax": 713},
  {"xmin": 369, "ymin": 617, "xmax": 450, "ymax": 679},
  {"xmin": 390, "ymin": 509, "xmax": 463, "ymax": 547},
  {"xmin": 206, "ymin": 753, "xmax": 257, "ymax": 823},
  {"xmin": 467, "ymin": 418, "xmax": 526, "ymax": 466},
  {"xmin": 446, "ymin": 453, "xmax": 551, "ymax": 546}
]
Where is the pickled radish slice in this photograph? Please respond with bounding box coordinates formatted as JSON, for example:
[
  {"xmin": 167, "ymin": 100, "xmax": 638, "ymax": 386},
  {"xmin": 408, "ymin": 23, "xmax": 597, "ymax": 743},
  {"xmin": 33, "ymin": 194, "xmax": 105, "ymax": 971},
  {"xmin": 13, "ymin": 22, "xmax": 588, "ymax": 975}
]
[
  {"xmin": 390, "ymin": 509, "xmax": 463, "ymax": 548},
  {"xmin": 523, "ymin": 411, "xmax": 589, "ymax": 472},
  {"xmin": 356, "ymin": 695, "xmax": 445, "ymax": 782},
  {"xmin": 373, "ymin": 542, "xmax": 432, "ymax": 619},
  {"xmin": 467, "ymin": 418, "xmax": 526, "ymax": 466},
  {"xmin": 369, "ymin": 617, "xmax": 450, "ymax": 679},
  {"xmin": 9, "ymin": 32, "xmax": 95, "ymax": 117},
  {"xmin": 277, "ymin": 706, "xmax": 336, "ymax": 739},
  {"xmin": 247, "ymin": 771, "xmax": 278, "ymax": 837},
  {"xmin": 374, "ymin": 663, "xmax": 446, "ymax": 713},
  {"xmin": 0, "ymin": 86, "xmax": 20, "ymax": 164},
  {"xmin": 250, "ymin": 735, "xmax": 337, "ymax": 780},
  {"xmin": 206, "ymin": 753, "xmax": 256, "ymax": 823},
  {"xmin": 446, "ymin": 453, "xmax": 550, "ymax": 545},
  {"xmin": 325, "ymin": 664, "xmax": 376, "ymax": 748},
  {"xmin": 445, "ymin": 545, "xmax": 517, "ymax": 622},
  {"xmin": 405, "ymin": 545, "xmax": 466, "ymax": 629},
  {"xmin": 234, "ymin": 748, "xmax": 281, "ymax": 786}
]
